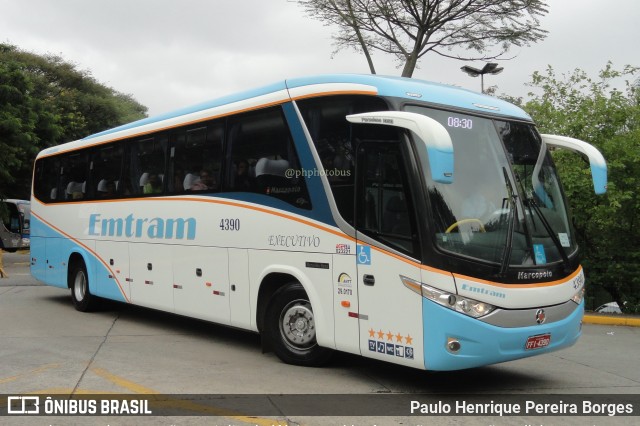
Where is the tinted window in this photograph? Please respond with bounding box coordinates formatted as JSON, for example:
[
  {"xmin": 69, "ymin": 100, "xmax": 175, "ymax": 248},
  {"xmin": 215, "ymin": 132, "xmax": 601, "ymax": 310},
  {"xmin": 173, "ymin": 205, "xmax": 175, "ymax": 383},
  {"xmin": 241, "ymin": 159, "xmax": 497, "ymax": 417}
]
[
  {"xmin": 34, "ymin": 157, "xmax": 61, "ymax": 202},
  {"xmin": 226, "ymin": 107, "xmax": 310, "ymax": 209},
  {"xmin": 90, "ymin": 143, "xmax": 123, "ymax": 198},
  {"xmin": 357, "ymin": 141, "xmax": 418, "ymax": 256},
  {"xmin": 124, "ymin": 135, "xmax": 168, "ymax": 196},
  {"xmin": 297, "ymin": 95, "xmax": 389, "ymax": 224},
  {"xmin": 60, "ymin": 152, "xmax": 89, "ymax": 200},
  {"xmin": 169, "ymin": 122, "xmax": 224, "ymax": 194}
]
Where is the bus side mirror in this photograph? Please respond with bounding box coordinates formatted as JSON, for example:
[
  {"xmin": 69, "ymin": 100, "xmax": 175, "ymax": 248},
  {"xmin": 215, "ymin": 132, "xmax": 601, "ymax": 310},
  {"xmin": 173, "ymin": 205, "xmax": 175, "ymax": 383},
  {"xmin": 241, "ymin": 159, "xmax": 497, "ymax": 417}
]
[
  {"xmin": 541, "ymin": 134, "xmax": 607, "ymax": 194},
  {"xmin": 346, "ymin": 111, "xmax": 454, "ymax": 184}
]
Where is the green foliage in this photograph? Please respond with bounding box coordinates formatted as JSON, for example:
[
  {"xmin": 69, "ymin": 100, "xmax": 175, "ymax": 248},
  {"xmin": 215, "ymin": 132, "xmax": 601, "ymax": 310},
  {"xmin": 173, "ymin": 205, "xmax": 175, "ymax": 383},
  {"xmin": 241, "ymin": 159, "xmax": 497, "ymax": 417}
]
[
  {"xmin": 0, "ymin": 55, "xmax": 39, "ymax": 190},
  {"xmin": 0, "ymin": 44, "xmax": 147, "ymax": 200},
  {"xmin": 521, "ymin": 63, "xmax": 640, "ymax": 313}
]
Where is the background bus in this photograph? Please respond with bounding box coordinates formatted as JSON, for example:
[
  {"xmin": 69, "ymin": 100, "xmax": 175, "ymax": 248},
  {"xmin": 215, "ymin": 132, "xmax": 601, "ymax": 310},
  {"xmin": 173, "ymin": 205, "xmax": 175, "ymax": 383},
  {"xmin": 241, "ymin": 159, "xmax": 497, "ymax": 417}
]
[
  {"xmin": 1, "ymin": 199, "xmax": 31, "ymax": 252},
  {"xmin": 30, "ymin": 74, "xmax": 606, "ymax": 371}
]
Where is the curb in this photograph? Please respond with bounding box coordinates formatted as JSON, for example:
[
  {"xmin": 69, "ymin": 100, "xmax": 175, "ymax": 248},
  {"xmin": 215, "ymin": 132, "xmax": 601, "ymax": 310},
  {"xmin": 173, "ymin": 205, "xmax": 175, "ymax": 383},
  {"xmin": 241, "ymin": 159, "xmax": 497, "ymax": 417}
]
[{"xmin": 583, "ymin": 314, "xmax": 640, "ymax": 327}]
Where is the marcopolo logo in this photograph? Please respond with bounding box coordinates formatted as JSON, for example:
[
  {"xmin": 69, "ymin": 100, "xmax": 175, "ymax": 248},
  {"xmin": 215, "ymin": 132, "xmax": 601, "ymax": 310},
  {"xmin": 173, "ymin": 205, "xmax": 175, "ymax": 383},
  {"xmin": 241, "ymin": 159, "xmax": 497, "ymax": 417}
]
[{"xmin": 88, "ymin": 214, "xmax": 196, "ymax": 240}]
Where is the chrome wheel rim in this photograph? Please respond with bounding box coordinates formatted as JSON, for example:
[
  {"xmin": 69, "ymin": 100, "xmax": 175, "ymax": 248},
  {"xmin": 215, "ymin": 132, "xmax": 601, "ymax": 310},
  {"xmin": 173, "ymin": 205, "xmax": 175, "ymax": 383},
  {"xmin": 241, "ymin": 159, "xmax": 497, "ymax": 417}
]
[
  {"xmin": 74, "ymin": 270, "xmax": 87, "ymax": 302},
  {"xmin": 280, "ymin": 299, "xmax": 316, "ymax": 351}
]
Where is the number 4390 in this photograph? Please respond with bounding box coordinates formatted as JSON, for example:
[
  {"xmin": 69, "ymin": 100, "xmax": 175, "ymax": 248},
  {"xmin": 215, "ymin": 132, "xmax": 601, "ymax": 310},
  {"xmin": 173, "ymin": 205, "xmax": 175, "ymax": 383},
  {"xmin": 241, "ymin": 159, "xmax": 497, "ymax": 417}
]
[{"xmin": 220, "ymin": 218, "xmax": 240, "ymax": 231}]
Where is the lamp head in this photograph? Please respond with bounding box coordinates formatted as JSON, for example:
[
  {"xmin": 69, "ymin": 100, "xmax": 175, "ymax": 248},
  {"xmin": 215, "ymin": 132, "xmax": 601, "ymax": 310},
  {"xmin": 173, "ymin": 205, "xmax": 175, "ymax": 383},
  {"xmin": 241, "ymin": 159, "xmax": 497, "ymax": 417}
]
[
  {"xmin": 482, "ymin": 63, "xmax": 504, "ymax": 75},
  {"xmin": 460, "ymin": 65, "xmax": 481, "ymax": 77}
]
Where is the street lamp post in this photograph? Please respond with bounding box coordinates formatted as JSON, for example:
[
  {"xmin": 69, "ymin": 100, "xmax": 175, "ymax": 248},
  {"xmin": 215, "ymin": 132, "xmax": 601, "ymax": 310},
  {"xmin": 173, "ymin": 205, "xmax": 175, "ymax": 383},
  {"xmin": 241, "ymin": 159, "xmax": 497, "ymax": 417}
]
[{"xmin": 460, "ymin": 63, "xmax": 504, "ymax": 93}]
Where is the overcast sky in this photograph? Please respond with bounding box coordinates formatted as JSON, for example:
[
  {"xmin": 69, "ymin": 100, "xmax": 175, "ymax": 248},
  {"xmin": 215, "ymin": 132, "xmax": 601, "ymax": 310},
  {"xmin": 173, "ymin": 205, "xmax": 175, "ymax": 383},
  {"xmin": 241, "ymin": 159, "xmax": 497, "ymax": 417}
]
[{"xmin": 2, "ymin": 0, "xmax": 638, "ymax": 116}]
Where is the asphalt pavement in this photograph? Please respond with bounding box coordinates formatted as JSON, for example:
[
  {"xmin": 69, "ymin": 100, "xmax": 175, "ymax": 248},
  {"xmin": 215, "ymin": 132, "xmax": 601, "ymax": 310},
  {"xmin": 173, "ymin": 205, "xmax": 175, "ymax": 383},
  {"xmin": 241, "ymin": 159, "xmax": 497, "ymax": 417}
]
[{"xmin": 1, "ymin": 250, "xmax": 639, "ymax": 425}]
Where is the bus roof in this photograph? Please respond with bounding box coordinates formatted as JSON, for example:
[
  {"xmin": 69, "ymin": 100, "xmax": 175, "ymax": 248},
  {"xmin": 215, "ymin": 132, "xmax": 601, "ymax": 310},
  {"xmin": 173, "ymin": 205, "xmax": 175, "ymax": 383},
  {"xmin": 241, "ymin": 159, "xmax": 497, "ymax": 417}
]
[
  {"xmin": 286, "ymin": 74, "xmax": 530, "ymax": 119},
  {"xmin": 40, "ymin": 74, "xmax": 531, "ymax": 157}
]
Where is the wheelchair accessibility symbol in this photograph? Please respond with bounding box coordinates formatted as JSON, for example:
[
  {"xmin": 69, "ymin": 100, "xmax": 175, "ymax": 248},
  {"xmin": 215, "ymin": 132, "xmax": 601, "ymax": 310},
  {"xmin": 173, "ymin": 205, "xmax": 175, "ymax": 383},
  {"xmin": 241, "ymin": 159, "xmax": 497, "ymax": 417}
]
[{"xmin": 357, "ymin": 244, "xmax": 371, "ymax": 265}]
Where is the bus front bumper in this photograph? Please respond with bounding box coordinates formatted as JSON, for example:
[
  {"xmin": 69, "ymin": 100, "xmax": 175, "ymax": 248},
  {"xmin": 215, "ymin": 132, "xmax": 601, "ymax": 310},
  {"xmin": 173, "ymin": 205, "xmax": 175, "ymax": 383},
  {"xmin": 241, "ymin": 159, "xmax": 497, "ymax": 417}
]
[{"xmin": 422, "ymin": 299, "xmax": 583, "ymax": 371}]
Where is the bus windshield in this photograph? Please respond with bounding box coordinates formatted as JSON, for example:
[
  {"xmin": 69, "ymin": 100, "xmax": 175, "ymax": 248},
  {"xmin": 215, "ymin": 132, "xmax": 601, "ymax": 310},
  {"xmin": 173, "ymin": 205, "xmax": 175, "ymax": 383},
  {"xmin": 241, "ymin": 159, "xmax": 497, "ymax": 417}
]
[{"xmin": 405, "ymin": 105, "xmax": 576, "ymax": 267}]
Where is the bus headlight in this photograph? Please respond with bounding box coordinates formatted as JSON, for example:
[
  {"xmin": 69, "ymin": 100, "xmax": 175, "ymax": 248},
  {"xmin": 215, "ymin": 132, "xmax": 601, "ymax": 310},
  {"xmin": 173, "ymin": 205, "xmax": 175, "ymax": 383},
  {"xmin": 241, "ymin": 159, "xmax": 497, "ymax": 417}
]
[
  {"xmin": 422, "ymin": 282, "xmax": 496, "ymax": 318},
  {"xmin": 400, "ymin": 275, "xmax": 495, "ymax": 318},
  {"xmin": 571, "ymin": 287, "xmax": 585, "ymax": 305}
]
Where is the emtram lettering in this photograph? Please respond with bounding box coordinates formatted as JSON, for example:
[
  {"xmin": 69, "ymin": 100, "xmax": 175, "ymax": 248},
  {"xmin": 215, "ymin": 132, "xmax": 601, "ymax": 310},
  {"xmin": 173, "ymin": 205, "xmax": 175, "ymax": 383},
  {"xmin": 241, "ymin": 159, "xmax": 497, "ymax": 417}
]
[{"xmin": 88, "ymin": 214, "xmax": 196, "ymax": 240}]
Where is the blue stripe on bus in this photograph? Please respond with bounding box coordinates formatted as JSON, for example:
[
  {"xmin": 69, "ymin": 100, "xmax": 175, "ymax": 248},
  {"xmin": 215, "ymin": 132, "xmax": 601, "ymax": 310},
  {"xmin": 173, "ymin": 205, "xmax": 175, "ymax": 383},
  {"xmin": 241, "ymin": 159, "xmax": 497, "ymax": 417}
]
[
  {"xmin": 281, "ymin": 102, "xmax": 335, "ymax": 226},
  {"xmin": 30, "ymin": 214, "xmax": 128, "ymax": 302}
]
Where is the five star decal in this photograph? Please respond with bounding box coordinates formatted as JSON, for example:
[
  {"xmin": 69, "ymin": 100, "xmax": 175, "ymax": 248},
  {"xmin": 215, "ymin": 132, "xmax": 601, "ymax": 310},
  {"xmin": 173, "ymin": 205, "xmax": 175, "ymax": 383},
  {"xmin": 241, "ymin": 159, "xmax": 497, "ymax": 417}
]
[{"xmin": 368, "ymin": 328, "xmax": 412, "ymax": 344}]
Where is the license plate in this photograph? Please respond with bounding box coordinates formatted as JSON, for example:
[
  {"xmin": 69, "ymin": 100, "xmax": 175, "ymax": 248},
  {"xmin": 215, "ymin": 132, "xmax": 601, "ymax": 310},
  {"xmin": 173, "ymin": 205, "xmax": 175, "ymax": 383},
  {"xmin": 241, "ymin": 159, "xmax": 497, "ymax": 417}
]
[{"xmin": 525, "ymin": 333, "xmax": 551, "ymax": 350}]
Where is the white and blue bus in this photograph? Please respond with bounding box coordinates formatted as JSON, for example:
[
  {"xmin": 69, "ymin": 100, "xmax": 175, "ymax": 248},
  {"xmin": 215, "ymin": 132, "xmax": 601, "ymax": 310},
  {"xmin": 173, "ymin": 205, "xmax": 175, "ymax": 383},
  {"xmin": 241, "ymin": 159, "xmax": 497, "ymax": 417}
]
[
  {"xmin": 30, "ymin": 75, "xmax": 607, "ymax": 370},
  {"xmin": 1, "ymin": 199, "xmax": 31, "ymax": 252}
]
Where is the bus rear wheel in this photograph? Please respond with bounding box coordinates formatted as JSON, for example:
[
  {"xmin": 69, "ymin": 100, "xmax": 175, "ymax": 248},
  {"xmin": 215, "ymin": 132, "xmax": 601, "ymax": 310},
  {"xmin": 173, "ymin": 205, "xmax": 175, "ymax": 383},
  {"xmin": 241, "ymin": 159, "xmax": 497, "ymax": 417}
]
[
  {"xmin": 70, "ymin": 261, "xmax": 96, "ymax": 312},
  {"xmin": 265, "ymin": 283, "xmax": 332, "ymax": 366}
]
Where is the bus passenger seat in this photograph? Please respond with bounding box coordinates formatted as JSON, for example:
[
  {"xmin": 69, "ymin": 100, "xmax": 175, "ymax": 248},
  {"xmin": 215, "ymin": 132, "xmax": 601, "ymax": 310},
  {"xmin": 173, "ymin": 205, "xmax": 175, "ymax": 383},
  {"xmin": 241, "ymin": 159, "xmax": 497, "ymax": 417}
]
[
  {"xmin": 66, "ymin": 181, "xmax": 85, "ymax": 200},
  {"xmin": 97, "ymin": 179, "xmax": 117, "ymax": 196},
  {"xmin": 139, "ymin": 173, "xmax": 149, "ymax": 188},
  {"xmin": 255, "ymin": 158, "xmax": 289, "ymax": 177},
  {"xmin": 183, "ymin": 173, "xmax": 200, "ymax": 190},
  {"xmin": 255, "ymin": 158, "xmax": 290, "ymax": 195},
  {"xmin": 97, "ymin": 179, "xmax": 108, "ymax": 192}
]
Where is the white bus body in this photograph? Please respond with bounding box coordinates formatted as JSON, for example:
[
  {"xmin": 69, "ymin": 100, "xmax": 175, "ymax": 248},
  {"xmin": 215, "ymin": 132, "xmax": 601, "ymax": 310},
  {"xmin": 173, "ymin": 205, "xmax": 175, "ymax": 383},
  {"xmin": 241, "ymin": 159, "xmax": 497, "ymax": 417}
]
[{"xmin": 31, "ymin": 75, "xmax": 606, "ymax": 370}]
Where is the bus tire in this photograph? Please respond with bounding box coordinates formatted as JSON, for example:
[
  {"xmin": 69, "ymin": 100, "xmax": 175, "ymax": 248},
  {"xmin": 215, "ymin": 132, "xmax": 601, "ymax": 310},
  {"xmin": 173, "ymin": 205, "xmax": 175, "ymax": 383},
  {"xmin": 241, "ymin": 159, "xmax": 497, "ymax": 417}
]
[
  {"xmin": 265, "ymin": 282, "xmax": 332, "ymax": 367},
  {"xmin": 70, "ymin": 261, "xmax": 96, "ymax": 312}
]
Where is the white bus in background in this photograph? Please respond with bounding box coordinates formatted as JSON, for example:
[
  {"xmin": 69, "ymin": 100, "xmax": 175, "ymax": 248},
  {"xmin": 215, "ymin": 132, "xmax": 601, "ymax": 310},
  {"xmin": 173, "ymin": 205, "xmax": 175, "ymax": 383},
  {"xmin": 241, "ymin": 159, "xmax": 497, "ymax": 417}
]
[
  {"xmin": 1, "ymin": 199, "xmax": 30, "ymax": 252},
  {"xmin": 30, "ymin": 75, "xmax": 606, "ymax": 370}
]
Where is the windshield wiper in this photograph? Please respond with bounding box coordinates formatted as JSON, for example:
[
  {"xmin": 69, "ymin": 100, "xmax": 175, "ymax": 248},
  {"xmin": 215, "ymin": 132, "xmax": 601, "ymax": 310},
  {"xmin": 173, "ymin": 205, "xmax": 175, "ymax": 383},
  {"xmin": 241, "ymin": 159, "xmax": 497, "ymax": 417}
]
[
  {"xmin": 524, "ymin": 196, "xmax": 571, "ymax": 272},
  {"xmin": 497, "ymin": 167, "xmax": 517, "ymax": 278}
]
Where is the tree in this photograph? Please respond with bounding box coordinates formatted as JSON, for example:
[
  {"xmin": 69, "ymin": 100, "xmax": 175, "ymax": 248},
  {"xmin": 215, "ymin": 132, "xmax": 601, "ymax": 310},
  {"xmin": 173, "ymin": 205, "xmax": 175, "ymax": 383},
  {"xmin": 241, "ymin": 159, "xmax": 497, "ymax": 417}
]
[
  {"xmin": 0, "ymin": 53, "xmax": 40, "ymax": 200},
  {"xmin": 521, "ymin": 63, "xmax": 640, "ymax": 313},
  {"xmin": 294, "ymin": 0, "xmax": 549, "ymax": 77},
  {"xmin": 0, "ymin": 44, "xmax": 148, "ymax": 200}
]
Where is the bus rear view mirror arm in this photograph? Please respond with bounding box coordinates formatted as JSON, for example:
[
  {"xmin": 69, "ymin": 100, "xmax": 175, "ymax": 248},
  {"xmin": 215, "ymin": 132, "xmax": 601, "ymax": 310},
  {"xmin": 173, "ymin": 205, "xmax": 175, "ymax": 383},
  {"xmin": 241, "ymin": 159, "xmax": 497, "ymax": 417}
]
[
  {"xmin": 346, "ymin": 111, "xmax": 454, "ymax": 184},
  {"xmin": 541, "ymin": 134, "xmax": 607, "ymax": 195}
]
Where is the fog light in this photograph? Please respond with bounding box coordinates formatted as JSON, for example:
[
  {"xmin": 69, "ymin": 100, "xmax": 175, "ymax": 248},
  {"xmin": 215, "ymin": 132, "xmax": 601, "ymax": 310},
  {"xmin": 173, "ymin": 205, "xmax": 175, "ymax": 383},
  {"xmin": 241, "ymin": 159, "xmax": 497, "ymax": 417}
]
[{"xmin": 447, "ymin": 338, "xmax": 461, "ymax": 353}]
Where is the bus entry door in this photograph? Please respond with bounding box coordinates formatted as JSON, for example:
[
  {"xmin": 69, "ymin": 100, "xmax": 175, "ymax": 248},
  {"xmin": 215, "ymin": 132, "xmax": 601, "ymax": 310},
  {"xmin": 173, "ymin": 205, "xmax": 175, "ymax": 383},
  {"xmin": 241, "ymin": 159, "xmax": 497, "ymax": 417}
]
[{"xmin": 355, "ymin": 141, "xmax": 424, "ymax": 368}]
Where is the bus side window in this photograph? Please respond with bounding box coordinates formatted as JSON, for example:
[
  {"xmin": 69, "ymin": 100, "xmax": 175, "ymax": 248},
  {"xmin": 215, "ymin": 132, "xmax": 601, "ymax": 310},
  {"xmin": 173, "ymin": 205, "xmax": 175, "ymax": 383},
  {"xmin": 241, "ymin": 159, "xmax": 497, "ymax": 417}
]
[
  {"xmin": 90, "ymin": 143, "xmax": 123, "ymax": 199},
  {"xmin": 34, "ymin": 157, "xmax": 60, "ymax": 202},
  {"xmin": 169, "ymin": 121, "xmax": 223, "ymax": 194},
  {"xmin": 226, "ymin": 107, "xmax": 311, "ymax": 209},
  {"xmin": 60, "ymin": 152, "xmax": 89, "ymax": 201},
  {"xmin": 125, "ymin": 135, "xmax": 168, "ymax": 196},
  {"xmin": 296, "ymin": 95, "xmax": 390, "ymax": 225}
]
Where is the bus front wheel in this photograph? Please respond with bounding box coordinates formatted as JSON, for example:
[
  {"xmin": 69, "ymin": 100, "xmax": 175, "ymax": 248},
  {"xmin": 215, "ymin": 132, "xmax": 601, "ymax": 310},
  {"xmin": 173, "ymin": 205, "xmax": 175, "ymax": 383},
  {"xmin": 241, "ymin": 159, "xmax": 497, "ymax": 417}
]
[
  {"xmin": 265, "ymin": 283, "xmax": 332, "ymax": 366},
  {"xmin": 70, "ymin": 261, "xmax": 96, "ymax": 312}
]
